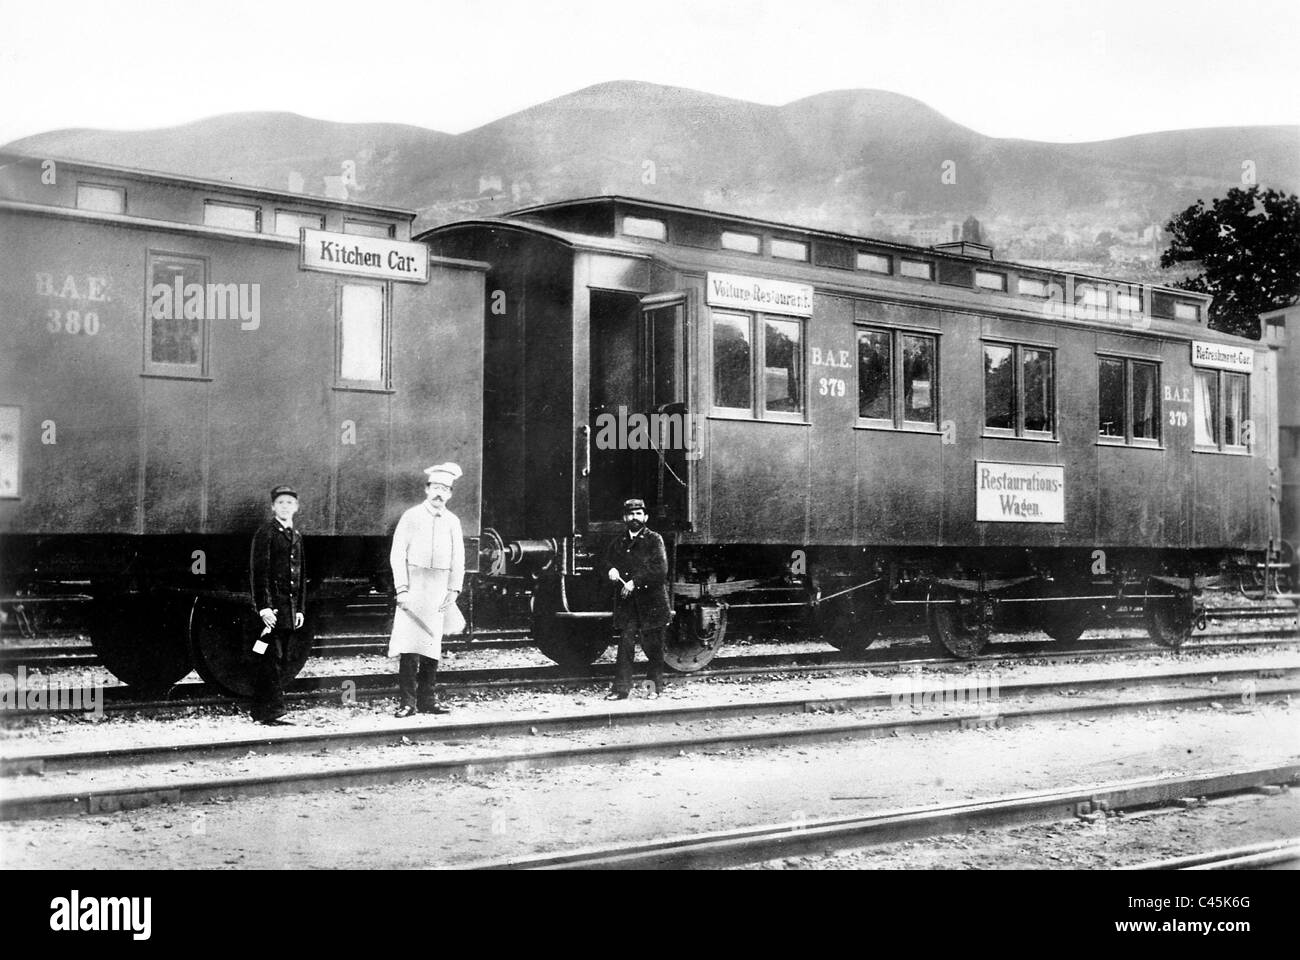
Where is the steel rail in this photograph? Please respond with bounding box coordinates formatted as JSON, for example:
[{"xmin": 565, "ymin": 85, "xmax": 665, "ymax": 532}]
[
  {"xmin": 5, "ymin": 662, "xmax": 1293, "ymax": 776},
  {"xmin": 1121, "ymin": 838, "xmax": 1300, "ymax": 870},
  {"xmin": 467, "ymin": 765, "xmax": 1300, "ymax": 870},
  {"xmin": 3, "ymin": 680, "xmax": 1298, "ymax": 822},
  {"xmin": 2, "ymin": 631, "xmax": 1297, "ymax": 719}
]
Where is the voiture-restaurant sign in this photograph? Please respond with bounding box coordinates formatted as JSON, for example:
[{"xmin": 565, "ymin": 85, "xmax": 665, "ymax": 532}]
[
  {"xmin": 707, "ymin": 272, "xmax": 814, "ymax": 317},
  {"xmin": 300, "ymin": 228, "xmax": 430, "ymax": 283}
]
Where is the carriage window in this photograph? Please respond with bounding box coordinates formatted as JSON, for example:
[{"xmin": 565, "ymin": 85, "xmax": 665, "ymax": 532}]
[
  {"xmin": 984, "ymin": 345, "xmax": 1015, "ymax": 431},
  {"xmin": 1018, "ymin": 277, "xmax": 1049, "ymax": 298},
  {"xmin": 623, "ymin": 216, "xmax": 667, "ymax": 241},
  {"xmin": 275, "ymin": 210, "xmax": 325, "ymax": 236},
  {"xmin": 975, "ymin": 270, "xmax": 1007, "ymax": 292},
  {"xmin": 203, "ymin": 201, "xmax": 260, "ymax": 232},
  {"xmin": 1224, "ymin": 373, "xmax": 1247, "ymax": 447},
  {"xmin": 902, "ymin": 335, "xmax": 936, "ymax": 423},
  {"xmin": 343, "ymin": 219, "xmax": 395, "ymax": 238},
  {"xmin": 857, "ymin": 328, "xmax": 938, "ymax": 428},
  {"xmin": 76, "ymin": 183, "xmax": 125, "ymax": 214},
  {"xmin": 1098, "ymin": 356, "xmax": 1160, "ymax": 444},
  {"xmin": 721, "ymin": 231, "xmax": 761, "ymax": 253},
  {"xmin": 900, "ymin": 259, "xmax": 934, "ymax": 280},
  {"xmin": 1076, "ymin": 284, "xmax": 1107, "ymax": 310},
  {"xmin": 984, "ymin": 342, "xmax": 1055, "ymax": 438},
  {"xmin": 1193, "ymin": 369, "xmax": 1250, "ymax": 452},
  {"xmin": 771, "ymin": 238, "xmax": 809, "ymax": 261},
  {"xmin": 857, "ymin": 329, "xmax": 892, "ymax": 421},
  {"xmin": 1132, "ymin": 362, "xmax": 1160, "ymax": 440},
  {"xmin": 1023, "ymin": 349, "xmax": 1054, "ymax": 434},
  {"xmin": 145, "ymin": 253, "xmax": 207, "ymax": 375},
  {"xmin": 1098, "ymin": 358, "xmax": 1125, "ymax": 439},
  {"xmin": 763, "ymin": 318, "xmax": 803, "ymax": 415},
  {"xmin": 1175, "ymin": 301, "xmax": 1201, "ymax": 322},
  {"xmin": 338, "ymin": 283, "xmax": 387, "ymax": 385},
  {"xmin": 1194, "ymin": 369, "xmax": 1219, "ymax": 446},
  {"xmin": 713, "ymin": 313, "xmax": 752, "ymax": 411},
  {"xmin": 857, "ymin": 252, "xmax": 891, "ymax": 274},
  {"xmin": 713, "ymin": 312, "xmax": 804, "ymax": 419}
]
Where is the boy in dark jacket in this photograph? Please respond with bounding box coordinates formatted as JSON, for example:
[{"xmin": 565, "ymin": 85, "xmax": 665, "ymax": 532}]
[{"xmin": 248, "ymin": 484, "xmax": 306, "ymax": 724}]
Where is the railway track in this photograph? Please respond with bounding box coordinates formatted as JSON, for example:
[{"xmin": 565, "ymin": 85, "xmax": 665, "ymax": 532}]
[
  {"xmin": 1122, "ymin": 838, "xmax": 1300, "ymax": 870},
  {"xmin": 2, "ymin": 629, "xmax": 1297, "ymax": 718},
  {"xmin": 3, "ymin": 604, "xmax": 1294, "ymax": 671},
  {"xmin": 3, "ymin": 665, "xmax": 1297, "ymax": 822},
  {"xmin": 467, "ymin": 765, "xmax": 1300, "ymax": 870}
]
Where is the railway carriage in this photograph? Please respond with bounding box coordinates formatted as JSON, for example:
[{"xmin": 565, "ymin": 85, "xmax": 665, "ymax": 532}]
[
  {"xmin": 0, "ymin": 154, "xmax": 487, "ymax": 692},
  {"xmin": 423, "ymin": 196, "xmax": 1282, "ymax": 667},
  {"xmin": 1, "ymin": 154, "xmax": 1285, "ymax": 693}
]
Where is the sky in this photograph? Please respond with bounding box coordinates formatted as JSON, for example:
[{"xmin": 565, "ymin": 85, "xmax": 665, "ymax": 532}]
[{"xmin": 0, "ymin": 0, "xmax": 1297, "ymax": 146}]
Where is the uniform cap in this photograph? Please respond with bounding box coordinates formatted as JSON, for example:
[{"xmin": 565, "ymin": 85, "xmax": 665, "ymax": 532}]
[
  {"xmin": 622, "ymin": 498, "xmax": 646, "ymax": 512},
  {"xmin": 270, "ymin": 484, "xmax": 298, "ymax": 501},
  {"xmin": 424, "ymin": 462, "xmax": 463, "ymax": 487}
]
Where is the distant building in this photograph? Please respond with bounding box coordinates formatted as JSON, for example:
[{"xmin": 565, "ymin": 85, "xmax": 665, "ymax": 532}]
[
  {"xmin": 962, "ymin": 215, "xmax": 982, "ymax": 244},
  {"xmin": 910, "ymin": 221, "xmax": 960, "ymax": 246}
]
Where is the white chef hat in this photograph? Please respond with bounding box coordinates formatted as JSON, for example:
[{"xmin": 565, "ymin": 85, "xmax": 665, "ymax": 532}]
[{"xmin": 424, "ymin": 462, "xmax": 463, "ymax": 487}]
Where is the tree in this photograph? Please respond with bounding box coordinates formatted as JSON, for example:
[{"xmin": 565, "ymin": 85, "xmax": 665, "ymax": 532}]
[{"xmin": 1160, "ymin": 186, "xmax": 1300, "ymax": 339}]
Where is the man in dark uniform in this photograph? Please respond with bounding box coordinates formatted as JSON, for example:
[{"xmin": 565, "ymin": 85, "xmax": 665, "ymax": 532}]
[
  {"xmin": 601, "ymin": 498, "xmax": 672, "ymax": 700},
  {"xmin": 248, "ymin": 484, "xmax": 306, "ymax": 725}
]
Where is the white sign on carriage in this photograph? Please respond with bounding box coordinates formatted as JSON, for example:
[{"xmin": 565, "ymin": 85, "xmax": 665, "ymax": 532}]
[
  {"xmin": 300, "ymin": 228, "xmax": 430, "ymax": 283},
  {"xmin": 975, "ymin": 461, "xmax": 1065, "ymax": 523},
  {"xmin": 1190, "ymin": 341, "xmax": 1253, "ymax": 372},
  {"xmin": 706, "ymin": 272, "xmax": 814, "ymax": 317}
]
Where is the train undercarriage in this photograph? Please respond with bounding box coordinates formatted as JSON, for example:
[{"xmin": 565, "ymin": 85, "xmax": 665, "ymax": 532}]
[
  {"xmin": 514, "ymin": 535, "xmax": 1292, "ymax": 670},
  {"xmin": 1, "ymin": 533, "xmax": 1291, "ymax": 693}
]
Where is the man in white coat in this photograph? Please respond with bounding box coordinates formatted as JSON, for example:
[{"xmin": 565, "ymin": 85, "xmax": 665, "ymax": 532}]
[{"xmin": 389, "ymin": 462, "xmax": 466, "ymax": 717}]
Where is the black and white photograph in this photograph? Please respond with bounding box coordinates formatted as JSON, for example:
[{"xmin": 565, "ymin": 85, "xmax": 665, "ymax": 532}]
[{"xmin": 0, "ymin": 0, "xmax": 1297, "ymax": 915}]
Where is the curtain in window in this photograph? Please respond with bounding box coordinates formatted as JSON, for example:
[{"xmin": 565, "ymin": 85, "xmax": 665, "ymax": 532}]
[
  {"xmin": 1132, "ymin": 362, "xmax": 1157, "ymax": 439},
  {"xmin": 1194, "ymin": 370, "xmax": 1217, "ymax": 446},
  {"xmin": 1224, "ymin": 374, "xmax": 1247, "ymax": 446}
]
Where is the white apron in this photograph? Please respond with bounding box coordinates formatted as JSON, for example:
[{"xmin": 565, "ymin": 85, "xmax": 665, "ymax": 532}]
[{"xmin": 388, "ymin": 566, "xmax": 465, "ymax": 660}]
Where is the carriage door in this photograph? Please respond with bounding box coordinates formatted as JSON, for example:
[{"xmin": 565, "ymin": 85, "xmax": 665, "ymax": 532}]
[
  {"xmin": 641, "ymin": 295, "xmax": 690, "ymax": 530},
  {"xmin": 588, "ymin": 291, "xmax": 690, "ymax": 528}
]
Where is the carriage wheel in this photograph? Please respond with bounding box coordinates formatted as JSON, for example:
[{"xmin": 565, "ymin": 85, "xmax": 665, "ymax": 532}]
[
  {"xmin": 189, "ymin": 595, "xmax": 314, "ymax": 698},
  {"xmin": 87, "ymin": 590, "xmax": 195, "ymax": 695},
  {"xmin": 816, "ymin": 585, "xmax": 877, "ymax": 655},
  {"xmin": 662, "ymin": 602, "xmax": 726, "ymax": 672},
  {"xmin": 529, "ymin": 576, "xmax": 612, "ymax": 670},
  {"xmin": 1145, "ymin": 591, "xmax": 1193, "ymax": 649},
  {"xmin": 1040, "ymin": 600, "xmax": 1091, "ymax": 644},
  {"xmin": 927, "ymin": 589, "xmax": 991, "ymax": 659}
]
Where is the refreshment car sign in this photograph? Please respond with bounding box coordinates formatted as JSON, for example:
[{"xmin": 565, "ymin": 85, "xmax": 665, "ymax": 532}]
[
  {"xmin": 975, "ymin": 461, "xmax": 1065, "ymax": 523},
  {"xmin": 1190, "ymin": 341, "xmax": 1253, "ymax": 372}
]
